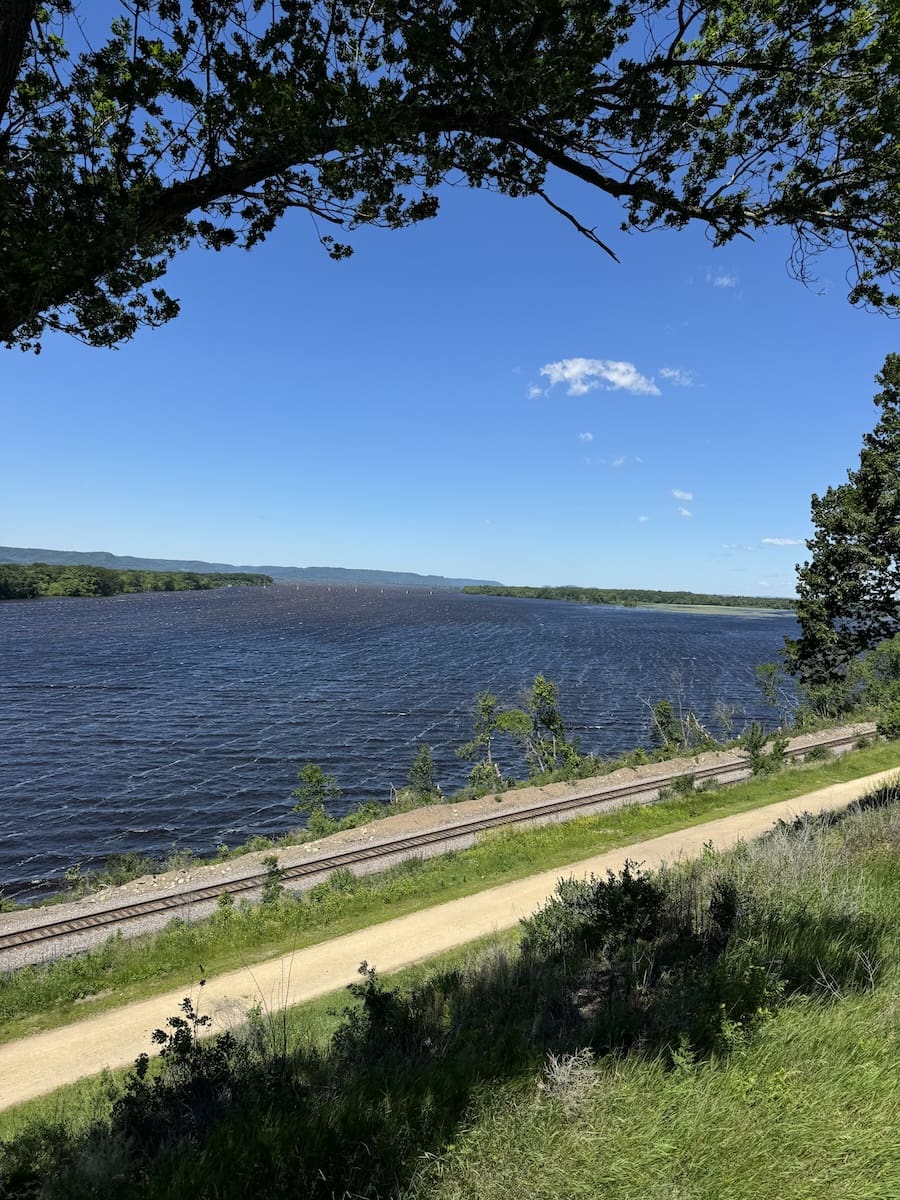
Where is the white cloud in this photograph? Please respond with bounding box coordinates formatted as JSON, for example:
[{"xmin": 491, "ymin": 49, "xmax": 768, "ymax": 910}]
[
  {"xmin": 762, "ymin": 537, "xmax": 803, "ymax": 546},
  {"xmin": 659, "ymin": 366, "xmax": 694, "ymax": 387},
  {"xmin": 527, "ymin": 384, "xmax": 544, "ymax": 399},
  {"xmin": 599, "ymin": 454, "xmax": 640, "ymax": 467},
  {"xmin": 578, "ymin": 431, "xmax": 594, "ymax": 443},
  {"xmin": 677, "ymin": 506, "xmax": 692, "ymax": 518},
  {"xmin": 708, "ymin": 271, "xmax": 738, "ymax": 288},
  {"xmin": 672, "ymin": 488, "xmax": 693, "ymax": 501},
  {"xmin": 638, "ymin": 515, "xmax": 649, "ymax": 523},
  {"xmin": 539, "ymin": 357, "xmax": 660, "ymax": 397}
]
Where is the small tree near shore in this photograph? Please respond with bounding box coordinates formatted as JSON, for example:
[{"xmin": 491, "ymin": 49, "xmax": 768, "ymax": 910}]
[
  {"xmin": 292, "ymin": 763, "xmax": 341, "ymax": 838},
  {"xmin": 457, "ymin": 692, "xmax": 507, "ymax": 789},
  {"xmin": 408, "ymin": 744, "xmax": 438, "ymax": 799}
]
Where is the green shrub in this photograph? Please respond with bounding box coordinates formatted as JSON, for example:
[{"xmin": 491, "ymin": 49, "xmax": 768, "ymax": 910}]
[
  {"xmin": 292, "ymin": 763, "xmax": 342, "ymax": 838},
  {"xmin": 97, "ymin": 852, "xmax": 160, "ymax": 887},
  {"xmin": 163, "ymin": 847, "xmax": 196, "ymax": 873},
  {"xmin": 803, "ymin": 743, "xmax": 834, "ymax": 763},
  {"xmin": 408, "ymin": 743, "xmax": 437, "ymax": 797},
  {"xmin": 305, "ymin": 807, "xmax": 339, "ymax": 840},
  {"xmin": 620, "ymin": 747, "xmax": 650, "ymax": 767},
  {"xmin": 659, "ymin": 773, "xmax": 696, "ymax": 801},
  {"xmin": 876, "ymin": 702, "xmax": 900, "ymax": 739},
  {"xmin": 260, "ymin": 856, "xmax": 285, "ymax": 906},
  {"xmin": 742, "ymin": 723, "xmax": 789, "ymax": 775},
  {"xmin": 468, "ymin": 760, "xmax": 503, "ymax": 796},
  {"xmin": 519, "ymin": 861, "xmax": 665, "ymax": 961}
]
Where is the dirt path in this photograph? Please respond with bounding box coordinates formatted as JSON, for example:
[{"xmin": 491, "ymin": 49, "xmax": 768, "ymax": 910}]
[{"xmin": 2, "ymin": 765, "xmax": 897, "ymax": 1113}]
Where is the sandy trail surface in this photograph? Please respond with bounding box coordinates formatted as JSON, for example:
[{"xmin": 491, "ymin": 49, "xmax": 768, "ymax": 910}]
[{"xmin": 2, "ymin": 766, "xmax": 897, "ymax": 1112}]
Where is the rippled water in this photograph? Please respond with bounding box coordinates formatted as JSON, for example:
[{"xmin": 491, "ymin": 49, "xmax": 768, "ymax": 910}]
[{"xmin": 0, "ymin": 584, "xmax": 797, "ymax": 897}]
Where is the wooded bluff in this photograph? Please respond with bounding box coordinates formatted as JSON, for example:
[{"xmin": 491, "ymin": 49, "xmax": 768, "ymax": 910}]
[{"xmin": 0, "ymin": 563, "xmax": 272, "ymax": 600}]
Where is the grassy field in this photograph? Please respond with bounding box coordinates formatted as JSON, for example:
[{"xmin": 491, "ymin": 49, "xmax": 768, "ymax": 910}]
[
  {"xmin": 420, "ymin": 985, "xmax": 900, "ymax": 1200},
  {"xmin": 2, "ymin": 740, "xmax": 898, "ymax": 1045},
  {"xmin": 3, "ymin": 776, "xmax": 900, "ymax": 1198}
]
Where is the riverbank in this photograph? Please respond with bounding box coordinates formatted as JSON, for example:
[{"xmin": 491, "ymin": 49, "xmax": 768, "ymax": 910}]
[
  {"xmin": 27, "ymin": 710, "xmax": 868, "ymax": 908},
  {"xmin": 0, "ymin": 722, "xmax": 875, "ymax": 958}
]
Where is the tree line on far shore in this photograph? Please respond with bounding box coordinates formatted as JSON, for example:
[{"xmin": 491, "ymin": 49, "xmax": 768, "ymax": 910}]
[
  {"xmin": 462, "ymin": 586, "xmax": 796, "ymax": 610},
  {"xmin": 0, "ymin": 563, "xmax": 272, "ymax": 600}
]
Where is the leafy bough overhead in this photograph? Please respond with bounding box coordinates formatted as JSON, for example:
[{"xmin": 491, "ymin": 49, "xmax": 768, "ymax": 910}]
[{"xmin": 2, "ymin": 0, "xmax": 899, "ymax": 349}]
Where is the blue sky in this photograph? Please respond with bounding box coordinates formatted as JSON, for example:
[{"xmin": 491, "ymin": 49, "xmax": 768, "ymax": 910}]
[{"xmin": 2, "ymin": 170, "xmax": 896, "ymax": 595}]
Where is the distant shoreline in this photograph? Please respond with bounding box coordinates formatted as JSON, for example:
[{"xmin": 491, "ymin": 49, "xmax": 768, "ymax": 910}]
[
  {"xmin": 0, "ymin": 545, "xmax": 498, "ymax": 591},
  {"xmin": 462, "ymin": 585, "xmax": 796, "ymax": 612},
  {"xmin": 0, "ymin": 563, "xmax": 272, "ymax": 601}
]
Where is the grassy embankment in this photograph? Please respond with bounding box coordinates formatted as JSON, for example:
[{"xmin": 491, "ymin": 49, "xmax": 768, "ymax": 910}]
[
  {"xmin": 3, "ymin": 777, "xmax": 900, "ymax": 1198},
  {"xmin": 1, "ymin": 740, "xmax": 898, "ymax": 1046}
]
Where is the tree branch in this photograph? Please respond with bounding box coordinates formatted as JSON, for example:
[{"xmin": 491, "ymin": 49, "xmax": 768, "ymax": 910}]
[
  {"xmin": 536, "ymin": 190, "xmax": 620, "ymax": 261},
  {"xmin": 0, "ymin": 0, "xmax": 35, "ymax": 127},
  {"xmin": 501, "ymin": 122, "xmax": 731, "ymax": 231}
]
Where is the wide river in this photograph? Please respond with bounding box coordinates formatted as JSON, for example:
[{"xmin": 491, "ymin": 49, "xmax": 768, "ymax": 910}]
[{"xmin": 0, "ymin": 584, "xmax": 797, "ymax": 898}]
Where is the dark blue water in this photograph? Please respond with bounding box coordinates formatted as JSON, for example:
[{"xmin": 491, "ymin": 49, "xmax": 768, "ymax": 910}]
[{"xmin": 0, "ymin": 584, "xmax": 797, "ymax": 897}]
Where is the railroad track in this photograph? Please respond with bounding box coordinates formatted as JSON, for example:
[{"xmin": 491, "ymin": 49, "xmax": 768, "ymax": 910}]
[{"xmin": 0, "ymin": 727, "xmax": 873, "ymax": 956}]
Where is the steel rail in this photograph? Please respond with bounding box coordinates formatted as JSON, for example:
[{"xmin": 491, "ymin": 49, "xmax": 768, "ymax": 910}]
[{"xmin": 0, "ymin": 729, "xmax": 870, "ymax": 955}]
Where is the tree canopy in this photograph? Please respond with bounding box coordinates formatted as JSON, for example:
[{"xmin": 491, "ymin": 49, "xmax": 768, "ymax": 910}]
[
  {"xmin": 2, "ymin": 0, "xmax": 899, "ymax": 350},
  {"xmin": 785, "ymin": 354, "xmax": 900, "ymax": 688}
]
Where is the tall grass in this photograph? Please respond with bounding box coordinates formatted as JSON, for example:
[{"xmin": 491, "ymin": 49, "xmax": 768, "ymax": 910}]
[
  {"xmin": 423, "ymin": 987, "xmax": 900, "ymax": 1200},
  {"xmin": 3, "ymin": 784, "xmax": 900, "ymax": 1199}
]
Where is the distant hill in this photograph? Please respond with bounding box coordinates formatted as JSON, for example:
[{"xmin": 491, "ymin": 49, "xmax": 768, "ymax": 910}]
[{"xmin": 0, "ymin": 547, "xmax": 501, "ymax": 590}]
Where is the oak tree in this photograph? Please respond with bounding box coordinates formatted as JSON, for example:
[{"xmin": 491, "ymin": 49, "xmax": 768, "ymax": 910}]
[{"xmin": 3, "ymin": 1, "xmax": 900, "ymax": 350}]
